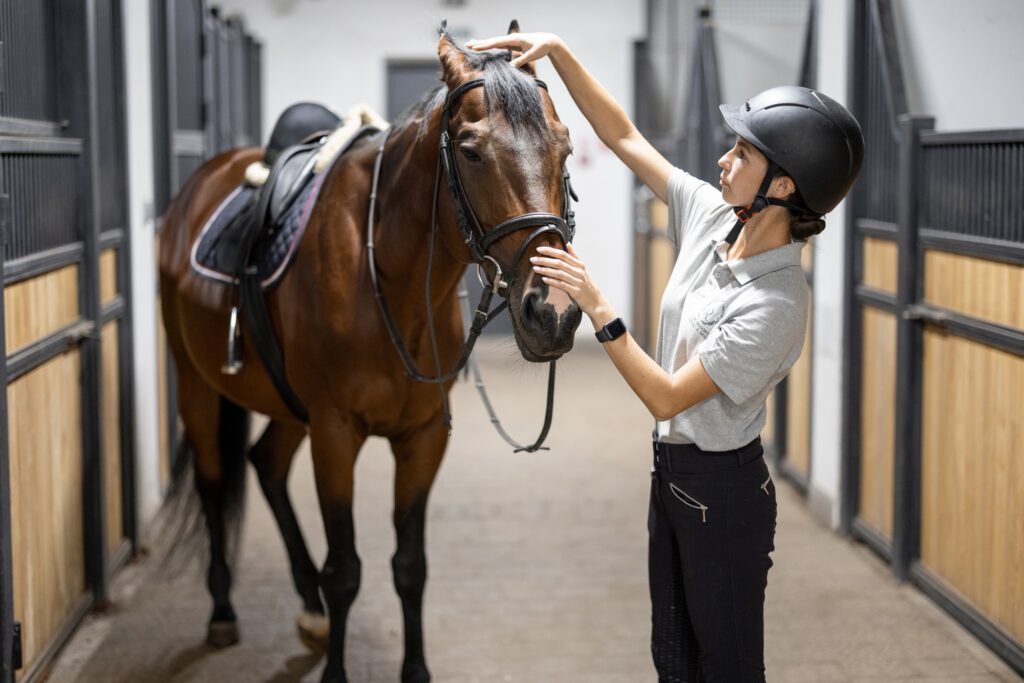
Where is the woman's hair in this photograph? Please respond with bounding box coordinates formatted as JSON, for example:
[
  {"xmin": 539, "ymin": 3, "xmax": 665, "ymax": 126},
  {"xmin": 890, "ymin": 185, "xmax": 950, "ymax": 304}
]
[{"xmin": 773, "ymin": 169, "xmax": 827, "ymax": 241}]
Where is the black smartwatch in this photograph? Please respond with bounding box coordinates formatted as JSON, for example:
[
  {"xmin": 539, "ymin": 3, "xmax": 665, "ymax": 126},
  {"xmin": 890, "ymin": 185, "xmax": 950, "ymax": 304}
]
[{"xmin": 595, "ymin": 317, "xmax": 627, "ymax": 343}]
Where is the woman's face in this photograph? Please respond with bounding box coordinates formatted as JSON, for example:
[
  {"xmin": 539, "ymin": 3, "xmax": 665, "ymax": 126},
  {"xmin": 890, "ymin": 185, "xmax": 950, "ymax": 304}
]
[{"xmin": 718, "ymin": 136, "xmax": 769, "ymax": 206}]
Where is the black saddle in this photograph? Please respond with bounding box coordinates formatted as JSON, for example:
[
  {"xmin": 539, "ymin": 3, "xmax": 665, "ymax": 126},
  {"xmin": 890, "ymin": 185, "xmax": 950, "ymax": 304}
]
[
  {"xmin": 194, "ymin": 101, "xmax": 381, "ymax": 424},
  {"xmin": 194, "ymin": 103, "xmax": 342, "ymax": 288},
  {"xmin": 265, "ymin": 102, "xmax": 341, "ymax": 166}
]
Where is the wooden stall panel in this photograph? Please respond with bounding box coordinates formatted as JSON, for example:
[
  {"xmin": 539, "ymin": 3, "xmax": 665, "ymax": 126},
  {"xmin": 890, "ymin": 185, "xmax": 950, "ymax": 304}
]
[
  {"xmin": 763, "ymin": 389, "xmax": 775, "ymax": 446},
  {"xmin": 8, "ymin": 351, "xmax": 86, "ymax": 679},
  {"xmin": 100, "ymin": 248, "xmax": 118, "ymax": 306},
  {"xmin": 920, "ymin": 330, "xmax": 1024, "ymax": 644},
  {"xmin": 924, "ymin": 250, "xmax": 1024, "ymax": 329},
  {"xmin": 648, "ymin": 236, "xmax": 676, "ymax": 347},
  {"xmin": 858, "ymin": 307, "xmax": 896, "ymax": 539},
  {"xmin": 862, "ymin": 237, "xmax": 898, "ymax": 295},
  {"xmin": 101, "ymin": 322, "xmax": 123, "ymax": 558},
  {"xmin": 157, "ymin": 306, "xmax": 170, "ymax": 488},
  {"xmin": 786, "ymin": 308, "xmax": 813, "ymax": 477},
  {"xmin": 3, "ymin": 265, "xmax": 79, "ymax": 354}
]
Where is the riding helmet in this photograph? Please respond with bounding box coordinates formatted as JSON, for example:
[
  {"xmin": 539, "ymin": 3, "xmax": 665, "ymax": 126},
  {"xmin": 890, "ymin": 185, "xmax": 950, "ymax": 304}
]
[{"xmin": 719, "ymin": 85, "xmax": 864, "ymax": 215}]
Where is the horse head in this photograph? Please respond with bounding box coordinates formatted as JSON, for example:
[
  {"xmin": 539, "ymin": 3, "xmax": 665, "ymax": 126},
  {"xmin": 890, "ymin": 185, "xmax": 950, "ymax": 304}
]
[{"xmin": 436, "ymin": 24, "xmax": 583, "ymax": 362}]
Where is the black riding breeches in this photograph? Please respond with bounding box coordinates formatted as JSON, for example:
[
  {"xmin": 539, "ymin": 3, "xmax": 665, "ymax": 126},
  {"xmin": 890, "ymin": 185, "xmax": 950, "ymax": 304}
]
[{"xmin": 648, "ymin": 438, "xmax": 777, "ymax": 683}]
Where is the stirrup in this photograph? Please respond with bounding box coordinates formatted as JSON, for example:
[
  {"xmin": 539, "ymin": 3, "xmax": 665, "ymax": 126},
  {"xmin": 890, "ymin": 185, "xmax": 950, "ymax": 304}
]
[{"xmin": 221, "ymin": 305, "xmax": 244, "ymax": 375}]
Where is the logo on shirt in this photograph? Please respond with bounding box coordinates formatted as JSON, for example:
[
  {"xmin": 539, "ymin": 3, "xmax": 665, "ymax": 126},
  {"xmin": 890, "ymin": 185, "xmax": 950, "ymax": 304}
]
[{"xmin": 691, "ymin": 301, "xmax": 724, "ymax": 338}]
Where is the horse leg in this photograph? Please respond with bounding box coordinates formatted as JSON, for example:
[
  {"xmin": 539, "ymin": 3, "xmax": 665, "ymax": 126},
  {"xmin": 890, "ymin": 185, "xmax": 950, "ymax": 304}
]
[
  {"xmin": 247, "ymin": 419, "xmax": 328, "ymax": 649},
  {"xmin": 388, "ymin": 418, "xmax": 448, "ymax": 683},
  {"xmin": 177, "ymin": 367, "xmax": 251, "ymax": 647},
  {"xmin": 309, "ymin": 413, "xmax": 366, "ymax": 683}
]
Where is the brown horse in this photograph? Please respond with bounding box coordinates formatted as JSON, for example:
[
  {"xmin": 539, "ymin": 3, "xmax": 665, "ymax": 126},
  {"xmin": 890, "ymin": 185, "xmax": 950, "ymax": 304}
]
[{"xmin": 158, "ymin": 26, "xmax": 581, "ymax": 683}]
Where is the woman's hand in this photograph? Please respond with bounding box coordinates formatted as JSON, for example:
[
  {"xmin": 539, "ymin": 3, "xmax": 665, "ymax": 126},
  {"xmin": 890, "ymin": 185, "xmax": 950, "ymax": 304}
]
[
  {"xmin": 465, "ymin": 32, "xmax": 565, "ymax": 69},
  {"xmin": 530, "ymin": 244, "xmax": 613, "ymax": 325}
]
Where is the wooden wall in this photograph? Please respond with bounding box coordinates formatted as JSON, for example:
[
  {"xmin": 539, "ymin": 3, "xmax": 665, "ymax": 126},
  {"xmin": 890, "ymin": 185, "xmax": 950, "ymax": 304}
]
[
  {"xmin": 919, "ymin": 251, "xmax": 1024, "ymax": 645},
  {"xmin": 8, "ymin": 352, "xmax": 87, "ymax": 680},
  {"xmin": 101, "ymin": 322, "xmax": 122, "ymax": 560},
  {"xmin": 924, "ymin": 251, "xmax": 1024, "ymax": 329},
  {"xmin": 155, "ymin": 237, "xmax": 171, "ymax": 488},
  {"xmin": 862, "ymin": 237, "xmax": 898, "ymax": 294},
  {"xmin": 785, "ymin": 309, "xmax": 813, "ymax": 477},
  {"xmin": 3, "ymin": 266, "xmax": 79, "ymax": 354},
  {"xmin": 646, "ymin": 199, "xmax": 675, "ymax": 349},
  {"xmin": 858, "ymin": 306, "xmax": 897, "ymax": 539},
  {"xmin": 99, "ymin": 249, "xmax": 117, "ymax": 307}
]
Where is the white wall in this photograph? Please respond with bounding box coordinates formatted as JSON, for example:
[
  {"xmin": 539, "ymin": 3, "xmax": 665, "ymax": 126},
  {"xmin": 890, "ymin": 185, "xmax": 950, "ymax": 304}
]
[
  {"xmin": 807, "ymin": 0, "xmax": 851, "ymax": 529},
  {"xmin": 122, "ymin": 0, "xmax": 163, "ymax": 527},
  {"xmin": 893, "ymin": 0, "xmax": 1024, "ymax": 131},
  {"xmin": 211, "ymin": 0, "xmax": 644, "ymax": 331},
  {"xmin": 713, "ymin": 0, "xmax": 811, "ymax": 107}
]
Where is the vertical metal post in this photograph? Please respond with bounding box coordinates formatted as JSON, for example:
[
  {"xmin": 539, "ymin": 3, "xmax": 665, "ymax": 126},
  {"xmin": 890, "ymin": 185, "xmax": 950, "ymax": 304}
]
[
  {"xmin": 891, "ymin": 114, "xmax": 933, "ymax": 580},
  {"xmin": 109, "ymin": 0, "xmax": 138, "ymax": 551},
  {"xmin": 840, "ymin": 0, "xmax": 868, "ymax": 536},
  {"xmin": 60, "ymin": 0, "xmax": 109, "ymax": 603}
]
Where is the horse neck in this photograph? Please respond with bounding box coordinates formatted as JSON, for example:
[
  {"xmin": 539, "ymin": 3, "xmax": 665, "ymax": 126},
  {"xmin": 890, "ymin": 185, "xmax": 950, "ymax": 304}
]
[{"xmin": 374, "ymin": 116, "xmax": 466, "ymax": 306}]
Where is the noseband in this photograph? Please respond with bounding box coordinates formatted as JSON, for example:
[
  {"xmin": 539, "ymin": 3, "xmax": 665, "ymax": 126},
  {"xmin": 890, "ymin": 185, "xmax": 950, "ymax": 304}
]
[{"xmin": 366, "ymin": 76, "xmax": 578, "ymax": 451}]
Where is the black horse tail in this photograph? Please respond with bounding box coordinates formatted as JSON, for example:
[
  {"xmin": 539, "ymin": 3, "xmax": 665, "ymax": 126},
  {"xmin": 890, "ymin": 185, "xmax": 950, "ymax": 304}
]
[{"xmin": 158, "ymin": 396, "xmax": 251, "ymax": 575}]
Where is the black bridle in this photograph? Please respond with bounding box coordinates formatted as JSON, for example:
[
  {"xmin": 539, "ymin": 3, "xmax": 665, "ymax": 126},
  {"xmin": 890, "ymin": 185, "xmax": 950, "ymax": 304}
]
[{"xmin": 366, "ymin": 77, "xmax": 578, "ymax": 451}]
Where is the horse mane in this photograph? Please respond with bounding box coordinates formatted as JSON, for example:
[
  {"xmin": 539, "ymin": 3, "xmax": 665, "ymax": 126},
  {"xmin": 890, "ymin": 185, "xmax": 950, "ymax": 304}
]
[{"xmin": 393, "ymin": 27, "xmax": 548, "ymax": 142}]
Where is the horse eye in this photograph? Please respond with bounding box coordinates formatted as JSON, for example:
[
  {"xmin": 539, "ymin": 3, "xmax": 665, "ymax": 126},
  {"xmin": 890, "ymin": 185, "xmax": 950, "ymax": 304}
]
[{"xmin": 460, "ymin": 147, "xmax": 482, "ymax": 162}]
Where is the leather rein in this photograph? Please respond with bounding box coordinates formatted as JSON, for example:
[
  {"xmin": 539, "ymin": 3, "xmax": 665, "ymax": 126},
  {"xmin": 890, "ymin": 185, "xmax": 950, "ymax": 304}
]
[{"xmin": 365, "ymin": 77, "xmax": 577, "ymax": 452}]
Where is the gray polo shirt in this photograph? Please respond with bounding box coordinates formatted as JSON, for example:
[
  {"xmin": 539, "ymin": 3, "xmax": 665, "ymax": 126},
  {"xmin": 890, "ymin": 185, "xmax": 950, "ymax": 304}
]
[{"xmin": 654, "ymin": 168, "xmax": 809, "ymax": 450}]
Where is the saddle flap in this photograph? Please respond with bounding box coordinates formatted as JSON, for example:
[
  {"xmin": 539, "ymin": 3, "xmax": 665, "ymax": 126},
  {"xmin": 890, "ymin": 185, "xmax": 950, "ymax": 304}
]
[{"xmin": 267, "ymin": 143, "xmax": 320, "ymax": 226}]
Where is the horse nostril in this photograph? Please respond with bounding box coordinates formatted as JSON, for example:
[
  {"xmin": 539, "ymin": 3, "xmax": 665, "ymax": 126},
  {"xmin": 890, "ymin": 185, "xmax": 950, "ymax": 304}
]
[{"xmin": 521, "ymin": 290, "xmax": 545, "ymax": 327}]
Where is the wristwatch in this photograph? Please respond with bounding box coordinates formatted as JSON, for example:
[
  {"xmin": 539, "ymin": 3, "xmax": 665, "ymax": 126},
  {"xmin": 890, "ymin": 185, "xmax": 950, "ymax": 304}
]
[{"xmin": 595, "ymin": 317, "xmax": 627, "ymax": 343}]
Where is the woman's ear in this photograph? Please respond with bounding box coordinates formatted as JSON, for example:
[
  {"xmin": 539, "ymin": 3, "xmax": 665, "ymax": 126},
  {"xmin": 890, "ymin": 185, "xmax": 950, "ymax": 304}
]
[{"xmin": 771, "ymin": 175, "xmax": 796, "ymax": 200}]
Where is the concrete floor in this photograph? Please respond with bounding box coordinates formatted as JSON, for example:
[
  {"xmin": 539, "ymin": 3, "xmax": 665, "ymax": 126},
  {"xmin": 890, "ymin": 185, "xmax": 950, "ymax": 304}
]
[{"xmin": 44, "ymin": 340, "xmax": 1021, "ymax": 682}]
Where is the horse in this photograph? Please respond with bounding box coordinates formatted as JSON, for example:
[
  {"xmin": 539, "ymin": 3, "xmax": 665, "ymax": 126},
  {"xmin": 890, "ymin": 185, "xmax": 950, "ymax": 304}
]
[{"xmin": 158, "ymin": 23, "xmax": 582, "ymax": 683}]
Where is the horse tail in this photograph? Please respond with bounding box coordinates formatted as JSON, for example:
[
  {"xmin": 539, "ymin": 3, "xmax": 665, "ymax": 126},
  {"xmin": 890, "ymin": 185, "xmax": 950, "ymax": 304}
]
[{"xmin": 158, "ymin": 396, "xmax": 251, "ymax": 575}]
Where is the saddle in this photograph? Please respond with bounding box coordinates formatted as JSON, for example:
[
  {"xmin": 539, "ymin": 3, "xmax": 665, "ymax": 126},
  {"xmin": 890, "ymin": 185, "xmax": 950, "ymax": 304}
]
[{"xmin": 191, "ymin": 101, "xmax": 387, "ymax": 422}]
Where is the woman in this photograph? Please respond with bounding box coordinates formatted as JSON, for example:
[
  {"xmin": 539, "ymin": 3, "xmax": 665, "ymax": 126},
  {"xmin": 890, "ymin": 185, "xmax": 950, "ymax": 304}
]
[{"xmin": 468, "ymin": 32, "xmax": 864, "ymax": 682}]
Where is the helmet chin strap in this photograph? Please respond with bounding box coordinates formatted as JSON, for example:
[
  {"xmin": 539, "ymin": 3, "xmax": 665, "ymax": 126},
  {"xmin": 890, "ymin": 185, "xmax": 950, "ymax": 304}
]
[
  {"xmin": 725, "ymin": 161, "xmax": 777, "ymax": 245},
  {"xmin": 725, "ymin": 162, "xmax": 824, "ymax": 246}
]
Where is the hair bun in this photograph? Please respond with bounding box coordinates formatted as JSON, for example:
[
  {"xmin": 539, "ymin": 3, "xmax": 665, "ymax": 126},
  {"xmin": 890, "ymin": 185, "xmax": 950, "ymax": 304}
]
[{"xmin": 791, "ymin": 214, "xmax": 826, "ymax": 241}]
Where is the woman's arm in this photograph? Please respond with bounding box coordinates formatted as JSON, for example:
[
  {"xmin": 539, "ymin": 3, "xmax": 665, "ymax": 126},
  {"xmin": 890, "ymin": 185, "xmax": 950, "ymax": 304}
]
[
  {"xmin": 468, "ymin": 33, "xmax": 674, "ymax": 203},
  {"xmin": 531, "ymin": 245, "xmax": 721, "ymax": 419}
]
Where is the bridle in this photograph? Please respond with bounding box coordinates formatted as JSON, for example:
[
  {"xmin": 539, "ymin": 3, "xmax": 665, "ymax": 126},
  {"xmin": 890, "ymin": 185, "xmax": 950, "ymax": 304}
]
[
  {"xmin": 438, "ymin": 77, "xmax": 577, "ymax": 289},
  {"xmin": 365, "ymin": 76, "xmax": 578, "ymax": 452}
]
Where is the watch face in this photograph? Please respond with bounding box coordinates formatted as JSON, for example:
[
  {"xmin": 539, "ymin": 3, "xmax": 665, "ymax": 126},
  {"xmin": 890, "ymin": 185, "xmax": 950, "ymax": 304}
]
[
  {"xmin": 607, "ymin": 318, "xmax": 626, "ymax": 338},
  {"xmin": 597, "ymin": 317, "xmax": 626, "ymax": 342}
]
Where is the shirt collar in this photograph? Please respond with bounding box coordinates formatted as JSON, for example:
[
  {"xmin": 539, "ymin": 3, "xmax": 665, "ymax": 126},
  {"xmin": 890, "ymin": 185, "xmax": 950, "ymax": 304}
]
[{"xmin": 710, "ymin": 234, "xmax": 804, "ymax": 286}]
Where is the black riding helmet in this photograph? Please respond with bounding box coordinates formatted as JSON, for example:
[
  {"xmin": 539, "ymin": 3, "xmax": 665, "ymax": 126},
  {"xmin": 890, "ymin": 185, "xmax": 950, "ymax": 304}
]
[{"xmin": 719, "ymin": 85, "xmax": 864, "ymax": 242}]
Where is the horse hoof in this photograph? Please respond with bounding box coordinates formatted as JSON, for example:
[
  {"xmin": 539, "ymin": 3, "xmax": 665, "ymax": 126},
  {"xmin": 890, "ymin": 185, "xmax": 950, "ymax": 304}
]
[
  {"xmin": 296, "ymin": 610, "xmax": 329, "ymax": 652},
  {"xmin": 401, "ymin": 664, "xmax": 431, "ymax": 683},
  {"xmin": 206, "ymin": 620, "xmax": 240, "ymax": 648}
]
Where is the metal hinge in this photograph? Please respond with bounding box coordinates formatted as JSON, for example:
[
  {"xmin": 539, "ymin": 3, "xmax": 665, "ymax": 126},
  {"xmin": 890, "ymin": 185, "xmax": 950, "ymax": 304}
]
[
  {"xmin": 902, "ymin": 303, "xmax": 948, "ymax": 324},
  {"xmin": 13, "ymin": 621, "xmax": 22, "ymax": 670},
  {"xmin": 67, "ymin": 319, "xmax": 99, "ymax": 343}
]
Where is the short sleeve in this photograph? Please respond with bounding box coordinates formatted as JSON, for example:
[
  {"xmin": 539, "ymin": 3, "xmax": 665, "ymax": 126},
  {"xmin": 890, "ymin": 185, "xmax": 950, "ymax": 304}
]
[
  {"xmin": 667, "ymin": 167, "xmax": 732, "ymax": 248},
  {"xmin": 698, "ymin": 295, "xmax": 807, "ymax": 405}
]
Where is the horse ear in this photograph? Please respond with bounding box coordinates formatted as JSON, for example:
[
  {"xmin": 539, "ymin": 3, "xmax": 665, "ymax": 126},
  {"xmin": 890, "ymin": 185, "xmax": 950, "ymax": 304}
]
[
  {"xmin": 504, "ymin": 19, "xmax": 536, "ymax": 75},
  {"xmin": 438, "ymin": 29, "xmax": 473, "ymax": 87}
]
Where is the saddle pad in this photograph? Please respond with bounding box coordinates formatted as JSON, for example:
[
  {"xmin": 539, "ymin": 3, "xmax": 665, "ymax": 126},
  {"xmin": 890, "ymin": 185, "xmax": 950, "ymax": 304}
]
[{"xmin": 189, "ymin": 160, "xmax": 330, "ymax": 289}]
